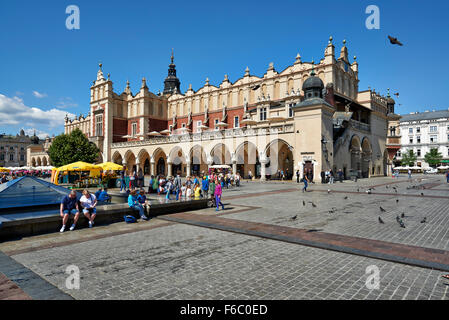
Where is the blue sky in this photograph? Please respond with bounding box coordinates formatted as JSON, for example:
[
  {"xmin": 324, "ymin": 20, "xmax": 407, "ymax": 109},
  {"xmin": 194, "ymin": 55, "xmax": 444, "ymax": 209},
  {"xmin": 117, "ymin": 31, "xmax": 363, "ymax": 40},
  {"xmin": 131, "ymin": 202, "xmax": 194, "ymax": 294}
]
[{"xmin": 1, "ymin": 0, "xmax": 448, "ymax": 137}]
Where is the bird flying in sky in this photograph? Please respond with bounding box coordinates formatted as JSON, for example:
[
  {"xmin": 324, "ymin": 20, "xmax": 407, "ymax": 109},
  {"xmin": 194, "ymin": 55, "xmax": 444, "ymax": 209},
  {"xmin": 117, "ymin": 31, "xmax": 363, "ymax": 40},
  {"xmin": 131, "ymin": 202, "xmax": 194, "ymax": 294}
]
[{"xmin": 388, "ymin": 35, "xmax": 403, "ymax": 46}]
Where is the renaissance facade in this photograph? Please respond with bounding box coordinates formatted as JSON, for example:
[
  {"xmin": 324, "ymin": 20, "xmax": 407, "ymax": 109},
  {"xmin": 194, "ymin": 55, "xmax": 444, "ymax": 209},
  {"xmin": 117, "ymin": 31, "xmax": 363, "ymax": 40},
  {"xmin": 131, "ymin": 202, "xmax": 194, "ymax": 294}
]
[{"xmin": 64, "ymin": 38, "xmax": 396, "ymax": 181}]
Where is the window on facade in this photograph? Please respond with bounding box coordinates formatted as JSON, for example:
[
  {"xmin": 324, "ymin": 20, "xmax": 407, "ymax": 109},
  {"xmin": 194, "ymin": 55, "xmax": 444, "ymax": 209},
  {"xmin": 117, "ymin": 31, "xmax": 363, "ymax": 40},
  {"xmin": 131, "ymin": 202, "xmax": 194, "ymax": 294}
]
[
  {"xmin": 9, "ymin": 146, "xmax": 13, "ymax": 150},
  {"xmin": 417, "ymin": 149, "xmax": 421, "ymax": 157},
  {"xmin": 214, "ymin": 119, "xmax": 219, "ymax": 131},
  {"xmin": 95, "ymin": 115, "xmax": 103, "ymax": 136},
  {"xmin": 260, "ymin": 107, "xmax": 267, "ymax": 121},
  {"xmin": 197, "ymin": 121, "xmax": 202, "ymax": 133},
  {"xmin": 182, "ymin": 123, "xmax": 186, "ymax": 128},
  {"xmin": 417, "ymin": 136, "xmax": 421, "ymax": 143},
  {"xmin": 132, "ymin": 122, "xmax": 137, "ymax": 137},
  {"xmin": 234, "ymin": 116, "xmax": 239, "ymax": 128},
  {"xmin": 0, "ymin": 154, "xmax": 4, "ymax": 160},
  {"xmin": 409, "ymin": 137, "xmax": 413, "ymax": 144},
  {"xmin": 430, "ymin": 135, "xmax": 437, "ymax": 143},
  {"xmin": 409, "ymin": 128, "xmax": 413, "ymax": 134},
  {"xmin": 288, "ymin": 104, "xmax": 294, "ymax": 117},
  {"xmin": 9, "ymin": 154, "xmax": 14, "ymax": 161},
  {"xmin": 416, "ymin": 127, "xmax": 420, "ymax": 133},
  {"xmin": 169, "ymin": 125, "xmax": 173, "ymax": 132},
  {"xmin": 430, "ymin": 126, "xmax": 437, "ymax": 133},
  {"xmin": 397, "ymin": 150, "xmax": 401, "ymax": 157},
  {"xmin": 20, "ymin": 155, "xmax": 24, "ymax": 161}
]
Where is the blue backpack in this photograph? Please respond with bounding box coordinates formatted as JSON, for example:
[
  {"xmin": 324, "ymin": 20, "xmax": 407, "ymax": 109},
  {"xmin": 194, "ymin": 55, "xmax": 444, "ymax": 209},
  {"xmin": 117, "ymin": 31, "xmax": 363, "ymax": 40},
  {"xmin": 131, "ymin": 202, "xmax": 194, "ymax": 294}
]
[{"xmin": 124, "ymin": 215, "xmax": 137, "ymax": 223}]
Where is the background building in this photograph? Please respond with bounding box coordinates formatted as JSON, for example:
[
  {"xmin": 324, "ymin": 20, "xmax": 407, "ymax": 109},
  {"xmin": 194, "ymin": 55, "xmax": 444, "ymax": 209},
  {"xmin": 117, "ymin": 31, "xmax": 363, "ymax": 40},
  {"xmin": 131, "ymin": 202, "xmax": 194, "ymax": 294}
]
[
  {"xmin": 395, "ymin": 109, "xmax": 449, "ymax": 167},
  {"xmin": 65, "ymin": 38, "xmax": 394, "ymax": 180},
  {"xmin": 0, "ymin": 130, "xmax": 39, "ymax": 167}
]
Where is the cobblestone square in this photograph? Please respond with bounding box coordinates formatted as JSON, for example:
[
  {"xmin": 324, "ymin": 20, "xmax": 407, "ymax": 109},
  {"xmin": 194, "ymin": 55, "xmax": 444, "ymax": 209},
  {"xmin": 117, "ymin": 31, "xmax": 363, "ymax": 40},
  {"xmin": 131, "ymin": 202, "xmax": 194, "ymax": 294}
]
[{"xmin": 1, "ymin": 175, "xmax": 449, "ymax": 300}]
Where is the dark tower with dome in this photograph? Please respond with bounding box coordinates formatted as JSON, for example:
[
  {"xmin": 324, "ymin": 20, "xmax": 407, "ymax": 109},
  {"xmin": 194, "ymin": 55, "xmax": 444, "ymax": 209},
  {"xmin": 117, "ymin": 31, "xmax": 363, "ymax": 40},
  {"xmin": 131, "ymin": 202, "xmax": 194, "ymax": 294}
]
[{"xmin": 163, "ymin": 49, "xmax": 181, "ymax": 95}]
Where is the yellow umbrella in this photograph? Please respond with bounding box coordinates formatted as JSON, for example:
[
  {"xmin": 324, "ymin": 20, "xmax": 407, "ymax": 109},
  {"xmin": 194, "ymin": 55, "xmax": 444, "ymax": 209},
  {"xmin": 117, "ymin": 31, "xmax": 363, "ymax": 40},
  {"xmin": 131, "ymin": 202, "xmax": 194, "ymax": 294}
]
[
  {"xmin": 0, "ymin": 167, "xmax": 10, "ymax": 173},
  {"xmin": 97, "ymin": 162, "xmax": 124, "ymax": 171}
]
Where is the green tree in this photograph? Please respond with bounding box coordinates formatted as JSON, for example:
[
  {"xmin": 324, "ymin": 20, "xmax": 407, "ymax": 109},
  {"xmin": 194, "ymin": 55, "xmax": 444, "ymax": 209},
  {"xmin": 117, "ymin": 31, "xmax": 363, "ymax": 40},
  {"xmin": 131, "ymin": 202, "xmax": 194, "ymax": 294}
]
[
  {"xmin": 401, "ymin": 149, "xmax": 417, "ymax": 167},
  {"xmin": 424, "ymin": 148, "xmax": 443, "ymax": 167},
  {"xmin": 48, "ymin": 129, "xmax": 100, "ymax": 167}
]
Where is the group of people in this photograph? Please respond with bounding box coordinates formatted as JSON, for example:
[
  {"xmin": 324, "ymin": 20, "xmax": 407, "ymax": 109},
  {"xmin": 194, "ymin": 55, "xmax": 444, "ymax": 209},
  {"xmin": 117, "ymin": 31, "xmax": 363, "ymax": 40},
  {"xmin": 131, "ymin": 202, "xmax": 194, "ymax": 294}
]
[
  {"xmin": 119, "ymin": 168, "xmax": 145, "ymax": 191},
  {"xmin": 59, "ymin": 189, "xmax": 99, "ymax": 232},
  {"xmin": 320, "ymin": 169, "xmax": 344, "ymax": 184}
]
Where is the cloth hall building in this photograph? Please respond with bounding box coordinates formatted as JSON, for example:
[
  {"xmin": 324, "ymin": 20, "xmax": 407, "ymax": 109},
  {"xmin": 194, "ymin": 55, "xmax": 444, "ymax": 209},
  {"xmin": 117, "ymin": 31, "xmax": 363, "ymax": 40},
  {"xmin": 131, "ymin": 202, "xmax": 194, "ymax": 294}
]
[{"xmin": 64, "ymin": 38, "xmax": 396, "ymax": 181}]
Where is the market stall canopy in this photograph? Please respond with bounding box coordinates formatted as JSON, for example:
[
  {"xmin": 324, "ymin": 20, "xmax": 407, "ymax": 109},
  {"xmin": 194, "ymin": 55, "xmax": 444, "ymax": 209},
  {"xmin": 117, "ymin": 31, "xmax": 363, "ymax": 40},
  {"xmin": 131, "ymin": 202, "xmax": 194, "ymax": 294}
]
[
  {"xmin": 0, "ymin": 167, "xmax": 10, "ymax": 172},
  {"xmin": 97, "ymin": 162, "xmax": 124, "ymax": 171},
  {"xmin": 209, "ymin": 165, "xmax": 231, "ymax": 169},
  {"xmin": 54, "ymin": 161, "xmax": 102, "ymax": 184}
]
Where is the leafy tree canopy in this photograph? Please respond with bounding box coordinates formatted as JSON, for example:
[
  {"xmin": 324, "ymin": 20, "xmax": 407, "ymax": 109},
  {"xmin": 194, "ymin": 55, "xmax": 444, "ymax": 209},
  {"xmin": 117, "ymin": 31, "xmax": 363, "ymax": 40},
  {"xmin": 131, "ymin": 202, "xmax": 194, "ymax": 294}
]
[
  {"xmin": 48, "ymin": 129, "xmax": 100, "ymax": 167},
  {"xmin": 424, "ymin": 148, "xmax": 443, "ymax": 167},
  {"xmin": 401, "ymin": 149, "xmax": 417, "ymax": 167}
]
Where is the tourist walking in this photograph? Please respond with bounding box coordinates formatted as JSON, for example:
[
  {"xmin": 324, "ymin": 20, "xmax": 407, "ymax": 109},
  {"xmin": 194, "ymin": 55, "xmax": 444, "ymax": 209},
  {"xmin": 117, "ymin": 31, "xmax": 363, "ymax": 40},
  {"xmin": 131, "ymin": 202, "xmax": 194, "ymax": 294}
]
[
  {"xmin": 329, "ymin": 169, "xmax": 334, "ymax": 184},
  {"xmin": 209, "ymin": 178, "xmax": 216, "ymax": 207},
  {"xmin": 138, "ymin": 169, "xmax": 144, "ymax": 188},
  {"xmin": 320, "ymin": 170, "xmax": 325, "ymax": 184},
  {"xmin": 120, "ymin": 168, "xmax": 126, "ymax": 192},
  {"xmin": 174, "ymin": 174, "xmax": 182, "ymax": 200},
  {"xmin": 408, "ymin": 169, "xmax": 412, "ymax": 180},
  {"xmin": 296, "ymin": 170, "xmax": 300, "ymax": 183},
  {"xmin": 127, "ymin": 189, "xmax": 148, "ymax": 221},
  {"xmin": 201, "ymin": 176, "xmax": 209, "ymax": 198},
  {"xmin": 214, "ymin": 179, "xmax": 224, "ymax": 211},
  {"xmin": 302, "ymin": 175, "xmax": 309, "ymax": 192},
  {"xmin": 59, "ymin": 190, "xmax": 80, "ymax": 232},
  {"xmin": 80, "ymin": 189, "xmax": 98, "ymax": 228}
]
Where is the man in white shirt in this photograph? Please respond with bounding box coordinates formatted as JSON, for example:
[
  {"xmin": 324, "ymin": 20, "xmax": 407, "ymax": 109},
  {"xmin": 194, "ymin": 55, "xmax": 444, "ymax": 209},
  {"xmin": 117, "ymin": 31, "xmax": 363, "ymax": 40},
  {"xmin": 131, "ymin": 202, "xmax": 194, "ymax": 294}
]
[{"xmin": 80, "ymin": 189, "xmax": 98, "ymax": 228}]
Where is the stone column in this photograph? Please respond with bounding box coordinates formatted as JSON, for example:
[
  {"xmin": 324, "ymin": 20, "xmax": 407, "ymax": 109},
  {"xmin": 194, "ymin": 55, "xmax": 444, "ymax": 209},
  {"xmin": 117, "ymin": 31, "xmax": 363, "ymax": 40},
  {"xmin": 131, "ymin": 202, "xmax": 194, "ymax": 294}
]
[
  {"xmin": 231, "ymin": 153, "xmax": 237, "ymax": 175},
  {"xmin": 259, "ymin": 153, "xmax": 268, "ymax": 181},
  {"xmin": 150, "ymin": 156, "xmax": 155, "ymax": 176},
  {"xmin": 207, "ymin": 156, "xmax": 214, "ymax": 172},
  {"xmin": 167, "ymin": 157, "xmax": 173, "ymax": 178},
  {"xmin": 186, "ymin": 159, "xmax": 191, "ymax": 177}
]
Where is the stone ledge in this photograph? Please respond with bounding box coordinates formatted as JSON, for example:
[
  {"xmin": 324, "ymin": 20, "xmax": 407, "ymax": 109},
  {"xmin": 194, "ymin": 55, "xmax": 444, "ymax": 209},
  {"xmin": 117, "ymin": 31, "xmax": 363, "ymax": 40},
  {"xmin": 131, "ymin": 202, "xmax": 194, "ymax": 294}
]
[{"xmin": 0, "ymin": 200, "xmax": 208, "ymax": 240}]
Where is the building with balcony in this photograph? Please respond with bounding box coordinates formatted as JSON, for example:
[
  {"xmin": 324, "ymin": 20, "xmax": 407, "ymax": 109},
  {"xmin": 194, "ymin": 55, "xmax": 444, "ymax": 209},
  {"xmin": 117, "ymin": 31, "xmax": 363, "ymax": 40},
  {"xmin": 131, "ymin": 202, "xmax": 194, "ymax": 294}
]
[{"xmin": 0, "ymin": 130, "xmax": 40, "ymax": 167}]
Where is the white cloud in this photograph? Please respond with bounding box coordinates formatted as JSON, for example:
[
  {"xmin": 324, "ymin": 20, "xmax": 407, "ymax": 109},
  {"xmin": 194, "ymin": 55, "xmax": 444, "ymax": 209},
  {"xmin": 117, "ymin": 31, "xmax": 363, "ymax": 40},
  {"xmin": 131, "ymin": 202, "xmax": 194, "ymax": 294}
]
[
  {"xmin": 23, "ymin": 128, "xmax": 50, "ymax": 140},
  {"xmin": 0, "ymin": 94, "xmax": 75, "ymax": 129},
  {"xmin": 56, "ymin": 97, "xmax": 78, "ymax": 109},
  {"xmin": 32, "ymin": 91, "xmax": 47, "ymax": 98}
]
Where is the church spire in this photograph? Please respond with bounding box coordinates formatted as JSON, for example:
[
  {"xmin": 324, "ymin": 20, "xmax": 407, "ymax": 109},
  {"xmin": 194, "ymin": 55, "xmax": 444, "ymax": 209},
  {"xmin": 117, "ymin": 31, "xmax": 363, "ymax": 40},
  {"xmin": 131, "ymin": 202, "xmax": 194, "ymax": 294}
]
[{"xmin": 163, "ymin": 49, "xmax": 181, "ymax": 95}]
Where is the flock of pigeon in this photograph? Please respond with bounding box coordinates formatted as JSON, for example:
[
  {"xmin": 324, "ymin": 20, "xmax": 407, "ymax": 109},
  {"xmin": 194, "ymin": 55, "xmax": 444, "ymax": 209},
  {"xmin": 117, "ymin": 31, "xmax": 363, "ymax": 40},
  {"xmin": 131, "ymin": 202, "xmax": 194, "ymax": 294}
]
[{"xmin": 292, "ymin": 182, "xmax": 428, "ymax": 229}]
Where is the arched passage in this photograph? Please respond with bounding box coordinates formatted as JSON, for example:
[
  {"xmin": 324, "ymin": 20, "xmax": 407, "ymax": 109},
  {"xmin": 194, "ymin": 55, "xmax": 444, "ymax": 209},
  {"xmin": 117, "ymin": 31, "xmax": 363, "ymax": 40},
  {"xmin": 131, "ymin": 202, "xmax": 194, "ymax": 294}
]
[
  {"xmin": 42, "ymin": 157, "xmax": 48, "ymax": 166},
  {"xmin": 137, "ymin": 149, "xmax": 151, "ymax": 175},
  {"xmin": 169, "ymin": 146, "xmax": 187, "ymax": 176},
  {"xmin": 349, "ymin": 135, "xmax": 362, "ymax": 177},
  {"xmin": 37, "ymin": 157, "xmax": 42, "ymax": 166},
  {"xmin": 124, "ymin": 150, "xmax": 136, "ymax": 174},
  {"xmin": 153, "ymin": 148, "xmax": 167, "ymax": 176},
  {"xmin": 361, "ymin": 137, "xmax": 372, "ymax": 178},
  {"xmin": 235, "ymin": 142, "xmax": 260, "ymax": 178},
  {"xmin": 31, "ymin": 158, "xmax": 36, "ymax": 167},
  {"xmin": 189, "ymin": 145, "xmax": 208, "ymax": 176},
  {"xmin": 265, "ymin": 139, "xmax": 294, "ymax": 180},
  {"xmin": 112, "ymin": 152, "xmax": 123, "ymax": 165},
  {"xmin": 211, "ymin": 143, "xmax": 232, "ymax": 166}
]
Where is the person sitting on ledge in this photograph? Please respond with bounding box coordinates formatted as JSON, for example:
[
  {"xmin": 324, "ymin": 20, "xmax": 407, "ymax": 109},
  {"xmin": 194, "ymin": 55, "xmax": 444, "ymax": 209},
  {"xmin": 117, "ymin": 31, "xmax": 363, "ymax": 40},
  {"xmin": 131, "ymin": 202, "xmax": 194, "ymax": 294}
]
[
  {"xmin": 137, "ymin": 188, "xmax": 151, "ymax": 216},
  {"xmin": 60, "ymin": 190, "xmax": 80, "ymax": 233},
  {"xmin": 98, "ymin": 188, "xmax": 112, "ymax": 204},
  {"xmin": 80, "ymin": 189, "xmax": 98, "ymax": 228},
  {"xmin": 128, "ymin": 189, "xmax": 148, "ymax": 221}
]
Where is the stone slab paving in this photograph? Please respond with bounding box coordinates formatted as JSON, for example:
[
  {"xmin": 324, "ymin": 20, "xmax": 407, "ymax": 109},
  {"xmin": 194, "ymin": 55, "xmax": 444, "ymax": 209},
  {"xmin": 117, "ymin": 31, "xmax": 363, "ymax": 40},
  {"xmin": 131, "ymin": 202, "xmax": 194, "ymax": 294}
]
[
  {"xmin": 223, "ymin": 176, "xmax": 449, "ymax": 251},
  {"xmin": 1, "ymin": 175, "xmax": 448, "ymax": 300},
  {"xmin": 7, "ymin": 223, "xmax": 449, "ymax": 300}
]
